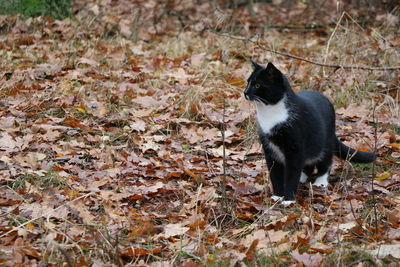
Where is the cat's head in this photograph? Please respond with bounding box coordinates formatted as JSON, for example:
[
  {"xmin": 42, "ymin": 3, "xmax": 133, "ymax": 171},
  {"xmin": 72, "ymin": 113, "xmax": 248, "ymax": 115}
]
[{"xmin": 244, "ymin": 60, "xmax": 287, "ymax": 105}]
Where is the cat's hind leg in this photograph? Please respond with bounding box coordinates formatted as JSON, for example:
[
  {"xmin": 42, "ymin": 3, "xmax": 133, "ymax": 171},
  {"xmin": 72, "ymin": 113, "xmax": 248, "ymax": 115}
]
[
  {"xmin": 300, "ymin": 165, "xmax": 314, "ymax": 183},
  {"xmin": 313, "ymin": 157, "xmax": 332, "ymax": 187}
]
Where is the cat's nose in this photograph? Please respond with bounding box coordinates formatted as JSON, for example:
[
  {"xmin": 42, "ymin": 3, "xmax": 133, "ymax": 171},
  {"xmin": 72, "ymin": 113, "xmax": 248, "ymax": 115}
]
[{"xmin": 244, "ymin": 86, "xmax": 250, "ymax": 99}]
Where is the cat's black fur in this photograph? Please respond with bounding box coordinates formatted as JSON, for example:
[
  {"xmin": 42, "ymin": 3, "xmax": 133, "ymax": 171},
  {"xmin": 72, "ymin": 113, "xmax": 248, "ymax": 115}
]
[{"xmin": 244, "ymin": 61, "xmax": 375, "ymax": 202}]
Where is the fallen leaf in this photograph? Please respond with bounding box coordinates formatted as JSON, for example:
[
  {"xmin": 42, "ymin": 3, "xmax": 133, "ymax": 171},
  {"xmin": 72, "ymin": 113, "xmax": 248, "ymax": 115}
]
[
  {"xmin": 120, "ymin": 247, "xmax": 162, "ymax": 257},
  {"xmin": 386, "ymin": 207, "xmax": 400, "ymax": 224},
  {"xmin": 132, "ymin": 96, "xmax": 164, "ymax": 108},
  {"xmin": 389, "ymin": 143, "xmax": 400, "ymax": 150},
  {"xmin": 291, "ymin": 250, "xmax": 323, "ymax": 266},
  {"xmin": 0, "ymin": 131, "xmax": 17, "ymax": 151},
  {"xmin": 242, "ymin": 229, "xmax": 289, "ymax": 249},
  {"xmin": 70, "ymin": 202, "xmax": 95, "ymax": 224},
  {"xmin": 375, "ymin": 172, "xmax": 391, "ymax": 181},
  {"xmin": 158, "ymin": 223, "xmax": 190, "ymax": 238},
  {"xmin": 227, "ymin": 77, "xmax": 246, "ymax": 87},
  {"xmin": 191, "ymin": 53, "xmax": 206, "ymax": 67},
  {"xmin": 245, "ymin": 239, "xmax": 259, "ymax": 260},
  {"xmin": 119, "ymin": 19, "xmax": 132, "ymax": 38},
  {"xmin": 309, "ymin": 242, "xmax": 332, "ymax": 253},
  {"xmin": 371, "ymin": 244, "xmax": 400, "ymax": 258},
  {"xmin": 338, "ymin": 221, "xmax": 358, "ymax": 231},
  {"xmin": 77, "ymin": 58, "xmax": 99, "ymax": 67}
]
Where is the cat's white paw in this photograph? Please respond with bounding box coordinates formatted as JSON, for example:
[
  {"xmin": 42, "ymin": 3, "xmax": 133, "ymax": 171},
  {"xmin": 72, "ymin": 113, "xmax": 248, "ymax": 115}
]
[
  {"xmin": 271, "ymin": 195, "xmax": 283, "ymax": 202},
  {"xmin": 313, "ymin": 180, "xmax": 328, "ymax": 187},
  {"xmin": 299, "ymin": 172, "xmax": 308, "ymax": 183},
  {"xmin": 282, "ymin": 200, "xmax": 296, "ymax": 206},
  {"xmin": 313, "ymin": 173, "xmax": 329, "ymax": 187}
]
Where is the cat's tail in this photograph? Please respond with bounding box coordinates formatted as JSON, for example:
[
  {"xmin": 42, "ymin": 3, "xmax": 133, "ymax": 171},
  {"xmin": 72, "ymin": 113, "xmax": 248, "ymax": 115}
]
[{"xmin": 334, "ymin": 137, "xmax": 376, "ymax": 163}]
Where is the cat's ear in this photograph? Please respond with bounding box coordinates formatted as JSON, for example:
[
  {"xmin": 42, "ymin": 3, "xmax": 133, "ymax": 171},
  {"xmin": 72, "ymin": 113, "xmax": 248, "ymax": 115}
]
[
  {"xmin": 265, "ymin": 62, "xmax": 283, "ymax": 82},
  {"xmin": 250, "ymin": 59, "xmax": 262, "ymax": 70}
]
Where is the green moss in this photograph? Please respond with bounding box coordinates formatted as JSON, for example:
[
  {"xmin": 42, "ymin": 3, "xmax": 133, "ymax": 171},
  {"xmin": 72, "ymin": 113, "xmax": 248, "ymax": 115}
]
[{"xmin": 0, "ymin": 0, "xmax": 72, "ymax": 19}]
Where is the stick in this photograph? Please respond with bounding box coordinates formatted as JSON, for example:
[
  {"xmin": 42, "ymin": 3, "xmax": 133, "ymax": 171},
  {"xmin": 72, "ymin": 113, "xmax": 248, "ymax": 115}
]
[
  {"xmin": 371, "ymin": 101, "xmax": 378, "ymax": 234},
  {"xmin": 220, "ymin": 97, "xmax": 227, "ymax": 203},
  {"xmin": 323, "ymin": 12, "xmax": 345, "ymax": 76},
  {"xmin": 213, "ymin": 31, "xmax": 400, "ymax": 71}
]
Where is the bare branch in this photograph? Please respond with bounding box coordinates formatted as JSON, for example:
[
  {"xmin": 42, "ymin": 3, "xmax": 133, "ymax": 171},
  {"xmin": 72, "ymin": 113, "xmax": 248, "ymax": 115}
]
[{"xmin": 213, "ymin": 31, "xmax": 400, "ymax": 71}]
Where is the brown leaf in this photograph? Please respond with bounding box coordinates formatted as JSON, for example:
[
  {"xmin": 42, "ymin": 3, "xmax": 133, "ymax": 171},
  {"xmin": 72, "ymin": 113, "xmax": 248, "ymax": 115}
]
[
  {"xmin": 70, "ymin": 202, "xmax": 95, "ymax": 224},
  {"xmin": 129, "ymin": 222, "xmax": 163, "ymax": 237},
  {"xmin": 191, "ymin": 53, "xmax": 206, "ymax": 67},
  {"xmin": 266, "ymin": 214, "xmax": 300, "ymax": 231},
  {"xmin": 119, "ymin": 19, "xmax": 132, "ymax": 38},
  {"xmin": 389, "ymin": 143, "xmax": 400, "ymax": 150},
  {"xmin": 120, "ymin": 247, "xmax": 162, "ymax": 257},
  {"xmin": 371, "ymin": 244, "xmax": 400, "ymax": 258},
  {"xmin": 292, "ymin": 235, "xmax": 310, "ymax": 249},
  {"xmin": 227, "ymin": 77, "xmax": 246, "ymax": 87},
  {"xmin": 62, "ymin": 117, "xmax": 91, "ymax": 131},
  {"xmin": 336, "ymin": 103, "xmax": 369, "ymax": 119},
  {"xmin": 245, "ymin": 239, "xmax": 259, "ymax": 260},
  {"xmin": 158, "ymin": 223, "xmax": 189, "ymax": 238},
  {"xmin": 228, "ymin": 180, "xmax": 261, "ymax": 196},
  {"xmin": 77, "ymin": 58, "xmax": 99, "ymax": 67},
  {"xmin": 242, "ymin": 229, "xmax": 289, "ymax": 248},
  {"xmin": 0, "ymin": 131, "xmax": 17, "ymax": 151},
  {"xmin": 291, "ymin": 250, "xmax": 323, "ymax": 266},
  {"xmin": 386, "ymin": 207, "xmax": 400, "ymax": 224},
  {"xmin": 388, "ymin": 228, "xmax": 400, "ymax": 240},
  {"xmin": 309, "ymin": 242, "xmax": 332, "ymax": 253},
  {"xmin": 132, "ymin": 96, "xmax": 164, "ymax": 108},
  {"xmin": 130, "ymin": 119, "xmax": 146, "ymax": 132},
  {"xmin": 20, "ymin": 247, "xmax": 41, "ymax": 259}
]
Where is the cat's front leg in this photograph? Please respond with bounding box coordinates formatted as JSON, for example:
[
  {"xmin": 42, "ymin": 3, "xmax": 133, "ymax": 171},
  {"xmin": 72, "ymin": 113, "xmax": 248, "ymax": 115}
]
[
  {"xmin": 282, "ymin": 160, "xmax": 303, "ymax": 205},
  {"xmin": 266, "ymin": 157, "xmax": 284, "ymax": 201}
]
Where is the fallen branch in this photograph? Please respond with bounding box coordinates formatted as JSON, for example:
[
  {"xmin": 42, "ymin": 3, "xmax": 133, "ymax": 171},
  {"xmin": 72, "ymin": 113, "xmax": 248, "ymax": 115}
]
[{"xmin": 213, "ymin": 32, "xmax": 400, "ymax": 71}]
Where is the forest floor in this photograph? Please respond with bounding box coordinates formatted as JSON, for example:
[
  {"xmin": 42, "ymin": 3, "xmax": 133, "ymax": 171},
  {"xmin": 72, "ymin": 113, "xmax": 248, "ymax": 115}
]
[{"xmin": 0, "ymin": 0, "xmax": 399, "ymax": 266}]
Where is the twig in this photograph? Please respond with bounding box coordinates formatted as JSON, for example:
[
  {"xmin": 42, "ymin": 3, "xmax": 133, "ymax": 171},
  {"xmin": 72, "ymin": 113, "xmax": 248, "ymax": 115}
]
[
  {"xmin": 114, "ymin": 231, "xmax": 123, "ymax": 267},
  {"xmin": 220, "ymin": 97, "xmax": 227, "ymax": 203},
  {"xmin": 0, "ymin": 192, "xmax": 93, "ymax": 239},
  {"xmin": 348, "ymin": 197, "xmax": 363, "ymax": 229},
  {"xmin": 345, "ymin": 258, "xmax": 376, "ymax": 267},
  {"xmin": 323, "ymin": 12, "xmax": 345, "ymax": 76},
  {"xmin": 371, "ymin": 101, "xmax": 378, "ymax": 234},
  {"xmin": 212, "ymin": 31, "xmax": 400, "ymax": 71},
  {"xmin": 57, "ymin": 246, "xmax": 74, "ymax": 267}
]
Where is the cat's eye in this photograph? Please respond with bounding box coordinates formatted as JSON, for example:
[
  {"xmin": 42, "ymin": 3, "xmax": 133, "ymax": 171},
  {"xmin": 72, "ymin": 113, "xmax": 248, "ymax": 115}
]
[{"xmin": 255, "ymin": 84, "xmax": 260, "ymax": 88}]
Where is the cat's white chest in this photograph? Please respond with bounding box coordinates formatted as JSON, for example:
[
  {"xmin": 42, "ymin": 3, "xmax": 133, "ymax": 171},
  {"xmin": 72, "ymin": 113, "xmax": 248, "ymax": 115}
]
[{"xmin": 255, "ymin": 98, "xmax": 289, "ymax": 135}]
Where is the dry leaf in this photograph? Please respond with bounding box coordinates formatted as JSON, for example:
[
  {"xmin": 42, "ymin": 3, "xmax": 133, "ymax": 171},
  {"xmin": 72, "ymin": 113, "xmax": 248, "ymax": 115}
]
[
  {"xmin": 375, "ymin": 172, "xmax": 391, "ymax": 181},
  {"xmin": 0, "ymin": 131, "xmax": 17, "ymax": 151},
  {"xmin": 372, "ymin": 244, "xmax": 400, "ymax": 258},
  {"xmin": 292, "ymin": 250, "xmax": 323, "ymax": 266},
  {"xmin": 191, "ymin": 53, "xmax": 206, "ymax": 67},
  {"xmin": 158, "ymin": 223, "xmax": 190, "ymax": 238}
]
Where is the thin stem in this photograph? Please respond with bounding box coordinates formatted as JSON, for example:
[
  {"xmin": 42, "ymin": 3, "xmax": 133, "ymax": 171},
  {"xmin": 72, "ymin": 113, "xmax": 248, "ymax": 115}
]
[
  {"xmin": 221, "ymin": 97, "xmax": 227, "ymax": 203},
  {"xmin": 371, "ymin": 101, "xmax": 378, "ymax": 233},
  {"xmin": 212, "ymin": 31, "xmax": 400, "ymax": 71}
]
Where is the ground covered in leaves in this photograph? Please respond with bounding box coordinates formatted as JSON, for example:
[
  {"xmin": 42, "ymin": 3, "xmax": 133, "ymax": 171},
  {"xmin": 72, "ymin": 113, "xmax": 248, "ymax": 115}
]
[{"xmin": 0, "ymin": 0, "xmax": 400, "ymax": 266}]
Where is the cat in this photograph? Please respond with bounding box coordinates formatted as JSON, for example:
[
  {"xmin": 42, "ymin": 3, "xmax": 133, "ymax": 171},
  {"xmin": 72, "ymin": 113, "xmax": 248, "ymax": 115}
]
[{"xmin": 244, "ymin": 60, "xmax": 376, "ymax": 205}]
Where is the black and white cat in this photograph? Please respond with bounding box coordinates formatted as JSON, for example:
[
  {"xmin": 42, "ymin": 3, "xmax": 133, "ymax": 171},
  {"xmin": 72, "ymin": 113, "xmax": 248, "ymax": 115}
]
[{"xmin": 244, "ymin": 61, "xmax": 375, "ymax": 205}]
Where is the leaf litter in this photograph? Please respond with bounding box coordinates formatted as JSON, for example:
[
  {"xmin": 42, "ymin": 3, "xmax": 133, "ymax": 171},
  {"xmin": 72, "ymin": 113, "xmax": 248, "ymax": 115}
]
[{"xmin": 0, "ymin": 0, "xmax": 399, "ymax": 266}]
